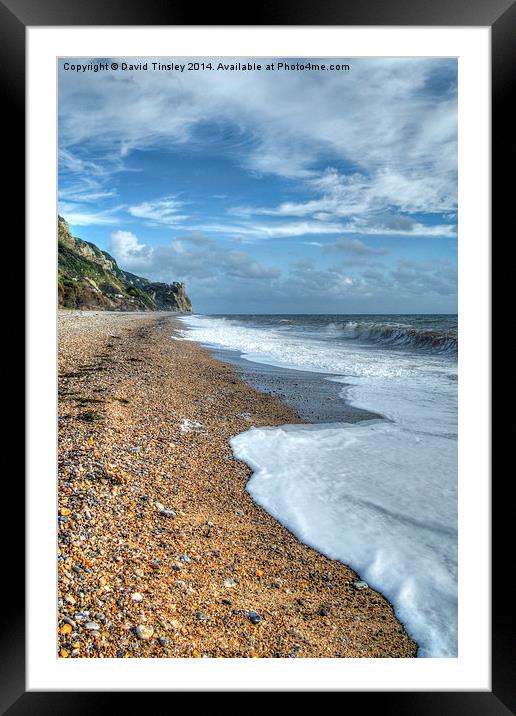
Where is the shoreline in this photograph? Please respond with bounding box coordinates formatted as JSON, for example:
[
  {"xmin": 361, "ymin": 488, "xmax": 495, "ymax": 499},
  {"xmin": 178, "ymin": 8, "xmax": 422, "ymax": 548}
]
[
  {"xmin": 208, "ymin": 345, "xmax": 382, "ymax": 425},
  {"xmin": 58, "ymin": 310, "xmax": 417, "ymax": 658}
]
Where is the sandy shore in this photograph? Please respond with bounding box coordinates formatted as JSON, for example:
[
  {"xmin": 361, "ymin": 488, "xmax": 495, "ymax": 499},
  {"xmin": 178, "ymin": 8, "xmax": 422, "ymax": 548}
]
[{"xmin": 57, "ymin": 311, "xmax": 417, "ymax": 658}]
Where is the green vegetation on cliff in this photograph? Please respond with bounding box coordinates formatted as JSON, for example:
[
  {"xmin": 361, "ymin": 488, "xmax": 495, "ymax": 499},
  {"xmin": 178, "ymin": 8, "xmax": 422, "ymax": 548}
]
[{"xmin": 58, "ymin": 216, "xmax": 192, "ymax": 312}]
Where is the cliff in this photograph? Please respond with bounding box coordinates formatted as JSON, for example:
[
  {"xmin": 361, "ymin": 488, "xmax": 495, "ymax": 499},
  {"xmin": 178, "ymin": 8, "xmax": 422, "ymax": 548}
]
[{"xmin": 57, "ymin": 216, "xmax": 192, "ymax": 312}]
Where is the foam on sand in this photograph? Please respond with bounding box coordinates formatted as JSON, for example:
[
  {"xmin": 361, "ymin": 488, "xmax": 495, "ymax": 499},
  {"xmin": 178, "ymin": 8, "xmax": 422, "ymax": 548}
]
[{"xmin": 231, "ymin": 418, "xmax": 457, "ymax": 658}]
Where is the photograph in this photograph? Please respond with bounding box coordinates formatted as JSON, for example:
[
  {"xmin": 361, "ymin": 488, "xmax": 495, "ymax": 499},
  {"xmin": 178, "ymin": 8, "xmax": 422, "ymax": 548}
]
[{"xmin": 56, "ymin": 55, "xmax": 459, "ymax": 660}]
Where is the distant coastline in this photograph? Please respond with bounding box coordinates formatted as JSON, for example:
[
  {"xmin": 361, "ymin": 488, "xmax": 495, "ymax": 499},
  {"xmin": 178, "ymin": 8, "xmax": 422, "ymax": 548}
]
[{"xmin": 58, "ymin": 216, "xmax": 192, "ymax": 313}]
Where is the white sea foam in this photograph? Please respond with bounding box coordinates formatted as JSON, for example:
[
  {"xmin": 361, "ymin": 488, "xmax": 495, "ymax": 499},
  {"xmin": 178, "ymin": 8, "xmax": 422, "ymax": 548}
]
[{"xmin": 178, "ymin": 314, "xmax": 458, "ymax": 657}]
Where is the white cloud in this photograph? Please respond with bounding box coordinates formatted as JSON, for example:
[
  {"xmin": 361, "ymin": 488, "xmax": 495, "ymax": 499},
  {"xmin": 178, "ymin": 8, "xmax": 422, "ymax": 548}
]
[
  {"xmin": 235, "ymin": 167, "xmax": 457, "ymax": 237},
  {"xmin": 128, "ymin": 197, "xmax": 189, "ymax": 226},
  {"xmin": 58, "ymin": 203, "xmax": 122, "ymax": 226},
  {"xmin": 191, "ymin": 220, "xmax": 347, "ymax": 240},
  {"xmin": 109, "ymin": 230, "xmax": 152, "ymax": 268}
]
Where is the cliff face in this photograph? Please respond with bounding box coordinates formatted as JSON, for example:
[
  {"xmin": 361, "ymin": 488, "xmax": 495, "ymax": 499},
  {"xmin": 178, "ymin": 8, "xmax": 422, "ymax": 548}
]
[{"xmin": 58, "ymin": 216, "xmax": 192, "ymax": 312}]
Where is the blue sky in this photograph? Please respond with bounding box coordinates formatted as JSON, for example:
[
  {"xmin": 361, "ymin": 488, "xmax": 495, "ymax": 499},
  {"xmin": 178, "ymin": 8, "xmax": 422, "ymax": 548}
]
[{"xmin": 58, "ymin": 57, "xmax": 457, "ymax": 314}]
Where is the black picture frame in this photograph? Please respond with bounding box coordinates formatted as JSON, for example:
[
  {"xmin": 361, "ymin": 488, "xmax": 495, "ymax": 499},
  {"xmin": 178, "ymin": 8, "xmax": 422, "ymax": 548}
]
[{"xmin": 5, "ymin": 0, "xmax": 510, "ymax": 711}]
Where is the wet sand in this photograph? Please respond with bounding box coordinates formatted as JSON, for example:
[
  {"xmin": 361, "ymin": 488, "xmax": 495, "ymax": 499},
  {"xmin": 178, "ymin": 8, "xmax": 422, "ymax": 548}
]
[
  {"xmin": 211, "ymin": 347, "xmax": 381, "ymax": 424},
  {"xmin": 57, "ymin": 310, "xmax": 417, "ymax": 658}
]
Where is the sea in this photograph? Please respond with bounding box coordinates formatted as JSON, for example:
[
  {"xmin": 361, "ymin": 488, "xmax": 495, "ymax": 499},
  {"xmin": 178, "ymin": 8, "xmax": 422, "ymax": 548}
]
[{"xmin": 177, "ymin": 313, "xmax": 458, "ymax": 658}]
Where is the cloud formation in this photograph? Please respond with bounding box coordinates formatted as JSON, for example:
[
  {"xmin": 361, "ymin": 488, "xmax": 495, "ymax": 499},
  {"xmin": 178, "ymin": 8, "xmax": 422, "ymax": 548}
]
[
  {"xmin": 128, "ymin": 197, "xmax": 189, "ymax": 226},
  {"xmin": 59, "ymin": 58, "xmax": 457, "ymax": 240},
  {"xmin": 108, "ymin": 230, "xmax": 281, "ymax": 283}
]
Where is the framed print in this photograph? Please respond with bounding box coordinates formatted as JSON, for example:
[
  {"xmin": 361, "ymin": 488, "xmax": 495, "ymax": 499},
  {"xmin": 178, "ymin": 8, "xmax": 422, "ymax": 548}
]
[{"xmin": 5, "ymin": 0, "xmax": 510, "ymax": 710}]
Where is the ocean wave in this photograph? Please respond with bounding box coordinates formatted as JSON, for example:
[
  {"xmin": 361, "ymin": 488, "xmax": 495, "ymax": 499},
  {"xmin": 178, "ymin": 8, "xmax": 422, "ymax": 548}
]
[{"xmin": 339, "ymin": 321, "xmax": 457, "ymax": 354}]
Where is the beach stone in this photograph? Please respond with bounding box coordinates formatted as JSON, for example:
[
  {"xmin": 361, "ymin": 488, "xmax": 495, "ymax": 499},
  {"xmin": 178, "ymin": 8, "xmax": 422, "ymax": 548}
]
[
  {"xmin": 353, "ymin": 580, "xmax": 369, "ymax": 590},
  {"xmin": 84, "ymin": 621, "xmax": 100, "ymax": 630},
  {"xmin": 234, "ymin": 509, "xmax": 245, "ymax": 517},
  {"xmin": 248, "ymin": 611, "xmax": 262, "ymax": 625},
  {"xmin": 160, "ymin": 509, "xmax": 176, "ymax": 518},
  {"xmin": 178, "ymin": 555, "xmax": 190, "ymax": 564},
  {"xmin": 224, "ymin": 578, "xmax": 238, "ymax": 588},
  {"xmin": 131, "ymin": 592, "xmax": 143, "ymax": 602},
  {"xmin": 154, "ymin": 502, "xmax": 164, "ymax": 511},
  {"xmin": 136, "ymin": 625, "xmax": 154, "ymax": 640}
]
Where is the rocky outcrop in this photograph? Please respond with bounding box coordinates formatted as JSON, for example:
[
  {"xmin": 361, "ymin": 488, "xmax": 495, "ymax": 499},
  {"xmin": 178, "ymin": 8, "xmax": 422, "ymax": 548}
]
[{"xmin": 58, "ymin": 216, "xmax": 192, "ymax": 312}]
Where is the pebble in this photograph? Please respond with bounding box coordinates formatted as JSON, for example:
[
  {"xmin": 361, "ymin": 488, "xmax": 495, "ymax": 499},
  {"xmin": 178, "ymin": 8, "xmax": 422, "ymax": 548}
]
[
  {"xmin": 84, "ymin": 622, "xmax": 100, "ymax": 631},
  {"xmin": 353, "ymin": 580, "xmax": 369, "ymax": 590},
  {"xmin": 160, "ymin": 509, "xmax": 176, "ymax": 518},
  {"xmin": 178, "ymin": 555, "xmax": 190, "ymax": 564},
  {"xmin": 248, "ymin": 611, "xmax": 262, "ymax": 625},
  {"xmin": 224, "ymin": 578, "xmax": 238, "ymax": 588},
  {"xmin": 131, "ymin": 592, "xmax": 144, "ymax": 602},
  {"xmin": 154, "ymin": 502, "xmax": 164, "ymax": 511},
  {"xmin": 136, "ymin": 625, "xmax": 154, "ymax": 640}
]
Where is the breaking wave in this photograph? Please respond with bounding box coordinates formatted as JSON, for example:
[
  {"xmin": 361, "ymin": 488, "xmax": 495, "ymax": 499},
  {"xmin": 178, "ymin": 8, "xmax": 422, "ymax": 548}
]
[{"xmin": 335, "ymin": 321, "xmax": 457, "ymax": 354}]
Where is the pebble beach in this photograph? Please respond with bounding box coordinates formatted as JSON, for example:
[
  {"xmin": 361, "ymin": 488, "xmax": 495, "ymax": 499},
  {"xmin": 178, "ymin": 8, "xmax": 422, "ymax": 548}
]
[{"xmin": 57, "ymin": 310, "xmax": 417, "ymax": 659}]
